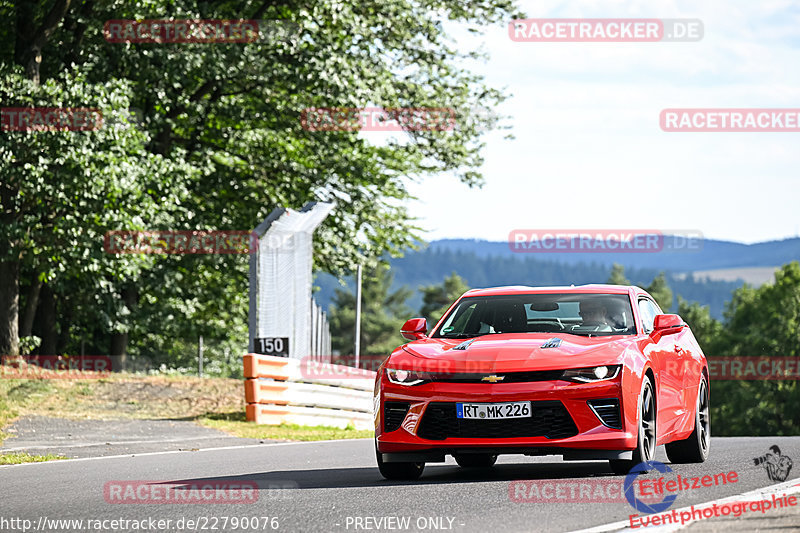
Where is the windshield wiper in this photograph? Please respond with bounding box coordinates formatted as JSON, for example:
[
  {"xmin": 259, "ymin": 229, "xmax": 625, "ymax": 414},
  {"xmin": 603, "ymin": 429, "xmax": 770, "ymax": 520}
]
[
  {"xmin": 563, "ymin": 331, "xmax": 599, "ymax": 337},
  {"xmin": 439, "ymin": 332, "xmax": 494, "ymax": 339}
]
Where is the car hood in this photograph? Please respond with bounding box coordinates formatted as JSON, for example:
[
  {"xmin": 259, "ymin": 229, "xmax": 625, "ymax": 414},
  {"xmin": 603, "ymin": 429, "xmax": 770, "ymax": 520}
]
[{"xmin": 400, "ymin": 334, "xmax": 632, "ymax": 372}]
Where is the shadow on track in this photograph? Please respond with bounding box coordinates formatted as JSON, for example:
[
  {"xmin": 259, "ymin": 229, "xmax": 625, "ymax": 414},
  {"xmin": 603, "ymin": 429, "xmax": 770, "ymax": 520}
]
[{"xmin": 155, "ymin": 460, "xmax": 624, "ymax": 491}]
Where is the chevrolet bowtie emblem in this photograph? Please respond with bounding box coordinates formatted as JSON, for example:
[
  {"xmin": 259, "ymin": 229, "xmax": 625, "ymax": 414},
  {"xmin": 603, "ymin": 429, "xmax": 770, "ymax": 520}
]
[{"xmin": 481, "ymin": 374, "xmax": 505, "ymax": 383}]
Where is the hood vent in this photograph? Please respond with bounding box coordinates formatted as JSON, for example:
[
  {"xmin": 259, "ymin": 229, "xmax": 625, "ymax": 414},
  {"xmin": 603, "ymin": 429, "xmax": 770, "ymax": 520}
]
[
  {"xmin": 541, "ymin": 337, "xmax": 563, "ymax": 349},
  {"xmin": 452, "ymin": 339, "xmax": 476, "ymax": 351}
]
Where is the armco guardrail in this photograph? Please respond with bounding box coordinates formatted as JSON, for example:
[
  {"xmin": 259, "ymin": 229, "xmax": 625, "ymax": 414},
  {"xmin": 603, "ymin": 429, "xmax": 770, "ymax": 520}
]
[{"xmin": 243, "ymin": 354, "xmax": 376, "ymax": 430}]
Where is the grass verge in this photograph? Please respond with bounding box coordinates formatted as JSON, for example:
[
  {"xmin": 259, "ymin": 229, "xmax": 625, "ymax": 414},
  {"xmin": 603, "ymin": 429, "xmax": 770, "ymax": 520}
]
[
  {"xmin": 199, "ymin": 411, "xmax": 373, "ymax": 441},
  {"xmin": 1, "ymin": 374, "xmax": 372, "ymax": 446},
  {"xmin": 0, "ymin": 452, "xmax": 67, "ymax": 465}
]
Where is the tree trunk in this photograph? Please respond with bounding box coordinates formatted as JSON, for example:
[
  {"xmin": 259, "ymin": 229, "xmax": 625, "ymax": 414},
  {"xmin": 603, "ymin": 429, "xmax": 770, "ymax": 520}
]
[
  {"xmin": 56, "ymin": 294, "xmax": 71, "ymax": 354},
  {"xmin": 38, "ymin": 284, "xmax": 58, "ymax": 355},
  {"xmin": 0, "ymin": 261, "xmax": 20, "ymax": 356},
  {"xmin": 14, "ymin": 0, "xmax": 72, "ymax": 86},
  {"xmin": 110, "ymin": 287, "xmax": 138, "ymax": 371},
  {"xmin": 19, "ymin": 276, "xmax": 42, "ymax": 337}
]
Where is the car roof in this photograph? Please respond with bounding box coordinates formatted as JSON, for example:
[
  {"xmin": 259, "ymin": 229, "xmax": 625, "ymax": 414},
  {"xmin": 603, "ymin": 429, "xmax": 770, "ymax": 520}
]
[{"xmin": 460, "ymin": 284, "xmax": 647, "ymax": 298}]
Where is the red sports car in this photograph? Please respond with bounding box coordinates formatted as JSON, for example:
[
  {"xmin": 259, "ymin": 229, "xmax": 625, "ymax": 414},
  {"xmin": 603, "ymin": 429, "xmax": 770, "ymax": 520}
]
[{"xmin": 374, "ymin": 284, "xmax": 710, "ymax": 480}]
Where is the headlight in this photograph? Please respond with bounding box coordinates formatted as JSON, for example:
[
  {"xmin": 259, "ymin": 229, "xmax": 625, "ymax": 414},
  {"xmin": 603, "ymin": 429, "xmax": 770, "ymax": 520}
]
[
  {"xmin": 562, "ymin": 365, "xmax": 621, "ymax": 383},
  {"xmin": 386, "ymin": 368, "xmax": 431, "ymax": 386}
]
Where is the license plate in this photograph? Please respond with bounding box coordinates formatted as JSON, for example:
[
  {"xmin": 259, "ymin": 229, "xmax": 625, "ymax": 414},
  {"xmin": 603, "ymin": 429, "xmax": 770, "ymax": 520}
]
[{"xmin": 456, "ymin": 401, "xmax": 532, "ymax": 419}]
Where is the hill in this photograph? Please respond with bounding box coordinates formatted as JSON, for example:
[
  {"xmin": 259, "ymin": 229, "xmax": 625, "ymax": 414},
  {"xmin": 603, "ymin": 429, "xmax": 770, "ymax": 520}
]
[{"xmin": 312, "ymin": 236, "xmax": 800, "ymax": 319}]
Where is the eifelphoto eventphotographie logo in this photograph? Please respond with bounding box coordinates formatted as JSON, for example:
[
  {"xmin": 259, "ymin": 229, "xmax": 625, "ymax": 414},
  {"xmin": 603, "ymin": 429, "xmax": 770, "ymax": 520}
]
[
  {"xmin": 753, "ymin": 445, "xmax": 793, "ymax": 482},
  {"xmin": 623, "ymin": 461, "xmax": 738, "ymax": 514},
  {"xmin": 509, "ymin": 19, "xmax": 703, "ymax": 42}
]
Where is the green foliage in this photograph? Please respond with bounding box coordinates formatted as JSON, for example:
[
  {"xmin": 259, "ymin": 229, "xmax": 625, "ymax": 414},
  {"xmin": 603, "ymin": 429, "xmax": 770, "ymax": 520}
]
[
  {"xmin": 647, "ymin": 272, "xmax": 673, "ymax": 312},
  {"xmin": 328, "ymin": 265, "xmax": 413, "ymax": 356},
  {"xmin": 0, "ymin": 452, "xmax": 66, "ymax": 465},
  {"xmin": 1, "ymin": 0, "xmax": 521, "ymax": 366},
  {"xmin": 677, "ymin": 297, "xmax": 723, "ymax": 353},
  {"xmin": 706, "ymin": 263, "xmax": 800, "ymax": 436},
  {"xmin": 607, "ymin": 263, "xmax": 630, "ymax": 285},
  {"xmin": 419, "ymin": 272, "xmax": 470, "ymax": 327}
]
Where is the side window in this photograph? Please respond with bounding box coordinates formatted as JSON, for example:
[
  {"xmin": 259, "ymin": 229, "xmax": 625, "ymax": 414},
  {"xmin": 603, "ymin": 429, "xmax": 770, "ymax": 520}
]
[
  {"xmin": 649, "ymin": 300, "xmax": 664, "ymax": 316},
  {"xmin": 638, "ymin": 299, "xmax": 656, "ymax": 333}
]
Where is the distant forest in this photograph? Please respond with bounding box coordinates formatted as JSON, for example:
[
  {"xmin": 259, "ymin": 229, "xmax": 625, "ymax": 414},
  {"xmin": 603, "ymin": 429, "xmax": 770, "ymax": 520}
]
[{"xmin": 315, "ymin": 247, "xmax": 744, "ymax": 319}]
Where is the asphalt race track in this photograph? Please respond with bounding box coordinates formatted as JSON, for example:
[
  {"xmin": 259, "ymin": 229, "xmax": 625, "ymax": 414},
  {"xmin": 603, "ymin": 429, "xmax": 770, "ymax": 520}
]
[{"xmin": 2, "ymin": 437, "xmax": 799, "ymax": 533}]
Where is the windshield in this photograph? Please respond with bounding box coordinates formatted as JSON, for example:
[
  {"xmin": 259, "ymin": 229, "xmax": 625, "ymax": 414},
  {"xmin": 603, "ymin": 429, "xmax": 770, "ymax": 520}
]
[{"xmin": 434, "ymin": 293, "xmax": 637, "ymax": 338}]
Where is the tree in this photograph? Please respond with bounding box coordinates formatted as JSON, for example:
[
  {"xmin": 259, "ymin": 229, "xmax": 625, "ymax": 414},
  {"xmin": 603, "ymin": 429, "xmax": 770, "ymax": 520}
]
[
  {"xmin": 706, "ymin": 262, "xmax": 800, "ymax": 436},
  {"xmin": 607, "ymin": 264, "xmax": 630, "ymax": 285},
  {"xmin": 419, "ymin": 272, "xmax": 470, "ymax": 327},
  {"xmin": 328, "ymin": 265, "xmax": 413, "ymax": 356},
  {"xmin": 647, "ymin": 272, "xmax": 673, "ymax": 312},
  {"xmin": 0, "ymin": 0, "xmax": 523, "ymax": 361},
  {"xmin": 677, "ymin": 297, "xmax": 723, "ymax": 353}
]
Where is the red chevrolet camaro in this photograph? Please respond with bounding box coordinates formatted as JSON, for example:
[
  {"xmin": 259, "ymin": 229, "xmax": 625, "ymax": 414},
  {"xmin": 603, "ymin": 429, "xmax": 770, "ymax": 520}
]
[{"xmin": 374, "ymin": 284, "xmax": 710, "ymax": 480}]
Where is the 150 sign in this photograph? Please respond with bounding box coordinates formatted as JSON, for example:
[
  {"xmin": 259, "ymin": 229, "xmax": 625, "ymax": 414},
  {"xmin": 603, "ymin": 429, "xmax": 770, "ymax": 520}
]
[{"xmin": 254, "ymin": 337, "xmax": 289, "ymax": 357}]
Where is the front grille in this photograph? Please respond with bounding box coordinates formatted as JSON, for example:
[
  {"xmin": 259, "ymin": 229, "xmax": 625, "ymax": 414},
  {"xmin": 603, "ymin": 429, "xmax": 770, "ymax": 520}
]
[
  {"xmin": 427, "ymin": 370, "xmax": 564, "ymax": 384},
  {"xmin": 417, "ymin": 401, "xmax": 578, "ymax": 440},
  {"xmin": 588, "ymin": 399, "xmax": 622, "ymax": 429},
  {"xmin": 383, "ymin": 401, "xmax": 411, "ymax": 432}
]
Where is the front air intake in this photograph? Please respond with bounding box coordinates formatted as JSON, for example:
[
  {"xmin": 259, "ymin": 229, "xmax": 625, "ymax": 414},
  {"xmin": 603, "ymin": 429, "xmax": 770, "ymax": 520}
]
[
  {"xmin": 588, "ymin": 399, "xmax": 622, "ymax": 429},
  {"xmin": 383, "ymin": 402, "xmax": 411, "ymax": 432}
]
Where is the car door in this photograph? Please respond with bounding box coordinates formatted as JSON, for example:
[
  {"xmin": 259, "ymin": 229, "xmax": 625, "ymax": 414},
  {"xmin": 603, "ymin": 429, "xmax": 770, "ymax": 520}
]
[
  {"xmin": 638, "ymin": 298, "xmax": 683, "ymax": 439},
  {"xmin": 673, "ymin": 321, "xmax": 704, "ymax": 432}
]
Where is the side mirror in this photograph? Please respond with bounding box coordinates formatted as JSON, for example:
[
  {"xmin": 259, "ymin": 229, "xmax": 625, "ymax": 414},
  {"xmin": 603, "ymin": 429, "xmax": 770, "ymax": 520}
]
[
  {"xmin": 652, "ymin": 314, "xmax": 686, "ymax": 335},
  {"xmin": 401, "ymin": 318, "xmax": 428, "ymax": 341}
]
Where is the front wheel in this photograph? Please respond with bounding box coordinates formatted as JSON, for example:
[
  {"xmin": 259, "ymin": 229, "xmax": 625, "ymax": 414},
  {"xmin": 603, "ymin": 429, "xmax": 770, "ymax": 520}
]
[
  {"xmin": 610, "ymin": 377, "xmax": 657, "ymax": 475},
  {"xmin": 454, "ymin": 453, "xmax": 497, "ymax": 468},
  {"xmin": 376, "ymin": 443, "xmax": 425, "ymax": 480},
  {"xmin": 665, "ymin": 377, "xmax": 710, "ymax": 463}
]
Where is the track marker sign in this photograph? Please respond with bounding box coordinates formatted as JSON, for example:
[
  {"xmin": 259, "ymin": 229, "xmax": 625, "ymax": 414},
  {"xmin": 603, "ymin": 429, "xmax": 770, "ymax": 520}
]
[{"xmin": 254, "ymin": 337, "xmax": 289, "ymax": 357}]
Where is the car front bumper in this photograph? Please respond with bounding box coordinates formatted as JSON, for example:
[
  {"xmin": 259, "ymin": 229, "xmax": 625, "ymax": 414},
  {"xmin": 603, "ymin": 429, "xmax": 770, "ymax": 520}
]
[{"xmin": 376, "ymin": 377, "xmax": 637, "ymax": 460}]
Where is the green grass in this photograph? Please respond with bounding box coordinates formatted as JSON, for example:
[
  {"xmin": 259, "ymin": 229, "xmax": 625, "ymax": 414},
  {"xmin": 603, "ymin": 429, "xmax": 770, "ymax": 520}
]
[
  {"xmin": 0, "ymin": 452, "xmax": 66, "ymax": 465},
  {"xmin": 0, "ymin": 374, "xmax": 372, "ymax": 448},
  {"xmin": 0, "ymin": 380, "xmax": 21, "ymax": 445},
  {"xmin": 199, "ymin": 411, "xmax": 374, "ymax": 441}
]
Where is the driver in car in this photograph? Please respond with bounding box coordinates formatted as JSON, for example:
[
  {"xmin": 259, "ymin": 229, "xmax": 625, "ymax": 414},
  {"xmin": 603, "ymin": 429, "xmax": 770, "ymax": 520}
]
[{"xmin": 579, "ymin": 300, "xmax": 612, "ymax": 330}]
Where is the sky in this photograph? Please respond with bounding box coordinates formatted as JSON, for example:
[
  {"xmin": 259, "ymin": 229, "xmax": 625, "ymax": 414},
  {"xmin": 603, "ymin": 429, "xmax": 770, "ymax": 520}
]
[{"xmin": 395, "ymin": 1, "xmax": 800, "ymax": 245}]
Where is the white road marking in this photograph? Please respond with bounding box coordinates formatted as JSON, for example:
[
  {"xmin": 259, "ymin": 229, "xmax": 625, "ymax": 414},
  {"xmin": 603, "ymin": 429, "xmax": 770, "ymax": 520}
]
[{"xmin": 0, "ymin": 438, "xmax": 372, "ymax": 468}]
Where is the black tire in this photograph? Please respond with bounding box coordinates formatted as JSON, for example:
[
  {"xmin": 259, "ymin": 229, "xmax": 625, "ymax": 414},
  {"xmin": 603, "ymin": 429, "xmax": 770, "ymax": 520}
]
[
  {"xmin": 665, "ymin": 377, "xmax": 710, "ymax": 464},
  {"xmin": 454, "ymin": 453, "xmax": 498, "ymax": 468},
  {"xmin": 376, "ymin": 443, "xmax": 425, "ymax": 480},
  {"xmin": 609, "ymin": 377, "xmax": 657, "ymax": 475}
]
